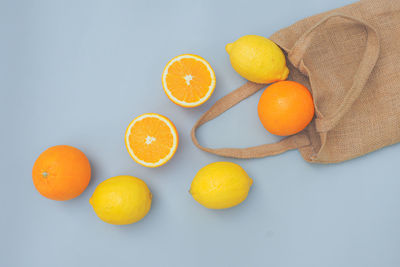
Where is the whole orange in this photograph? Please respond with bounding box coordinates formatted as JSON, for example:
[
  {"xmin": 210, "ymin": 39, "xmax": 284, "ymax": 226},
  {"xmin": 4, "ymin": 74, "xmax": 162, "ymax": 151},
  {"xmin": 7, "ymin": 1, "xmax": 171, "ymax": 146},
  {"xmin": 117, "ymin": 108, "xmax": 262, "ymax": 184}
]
[
  {"xmin": 32, "ymin": 145, "xmax": 91, "ymax": 201},
  {"xmin": 257, "ymin": 81, "xmax": 314, "ymax": 136}
]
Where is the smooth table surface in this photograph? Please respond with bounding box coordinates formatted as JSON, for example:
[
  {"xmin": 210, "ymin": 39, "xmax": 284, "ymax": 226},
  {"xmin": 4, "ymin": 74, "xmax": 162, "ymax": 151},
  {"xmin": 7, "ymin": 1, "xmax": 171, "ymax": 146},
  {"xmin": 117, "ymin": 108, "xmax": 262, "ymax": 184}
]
[{"xmin": 2, "ymin": 0, "xmax": 400, "ymax": 266}]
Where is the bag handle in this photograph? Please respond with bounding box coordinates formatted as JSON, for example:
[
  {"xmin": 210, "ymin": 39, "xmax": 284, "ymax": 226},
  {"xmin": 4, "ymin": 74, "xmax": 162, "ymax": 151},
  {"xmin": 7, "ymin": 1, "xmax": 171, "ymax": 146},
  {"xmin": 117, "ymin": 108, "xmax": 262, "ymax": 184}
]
[
  {"xmin": 288, "ymin": 13, "xmax": 380, "ymax": 132},
  {"xmin": 190, "ymin": 81, "xmax": 310, "ymax": 159},
  {"xmin": 191, "ymin": 13, "xmax": 380, "ymax": 159}
]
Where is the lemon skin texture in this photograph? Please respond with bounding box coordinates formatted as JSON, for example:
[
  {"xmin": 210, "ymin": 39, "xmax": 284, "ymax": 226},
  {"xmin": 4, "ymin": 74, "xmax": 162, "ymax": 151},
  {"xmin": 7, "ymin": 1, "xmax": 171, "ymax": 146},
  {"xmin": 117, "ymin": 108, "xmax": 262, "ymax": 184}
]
[
  {"xmin": 226, "ymin": 35, "xmax": 289, "ymax": 84},
  {"xmin": 89, "ymin": 175, "xmax": 152, "ymax": 225},
  {"xmin": 189, "ymin": 162, "xmax": 253, "ymax": 209}
]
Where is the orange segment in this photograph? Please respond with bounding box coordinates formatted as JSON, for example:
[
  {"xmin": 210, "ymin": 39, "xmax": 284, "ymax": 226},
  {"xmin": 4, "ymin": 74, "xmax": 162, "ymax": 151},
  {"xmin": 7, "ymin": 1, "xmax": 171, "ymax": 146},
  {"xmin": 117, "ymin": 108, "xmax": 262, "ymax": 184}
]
[
  {"xmin": 125, "ymin": 113, "xmax": 178, "ymax": 168},
  {"xmin": 162, "ymin": 54, "xmax": 216, "ymax": 107}
]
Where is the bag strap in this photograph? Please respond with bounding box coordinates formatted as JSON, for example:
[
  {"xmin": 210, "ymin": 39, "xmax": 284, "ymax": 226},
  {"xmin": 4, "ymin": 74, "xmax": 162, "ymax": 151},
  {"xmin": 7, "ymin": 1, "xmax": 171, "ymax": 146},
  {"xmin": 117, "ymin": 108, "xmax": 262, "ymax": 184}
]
[
  {"xmin": 191, "ymin": 13, "xmax": 380, "ymax": 159},
  {"xmin": 190, "ymin": 81, "xmax": 310, "ymax": 159},
  {"xmin": 288, "ymin": 13, "xmax": 380, "ymax": 133}
]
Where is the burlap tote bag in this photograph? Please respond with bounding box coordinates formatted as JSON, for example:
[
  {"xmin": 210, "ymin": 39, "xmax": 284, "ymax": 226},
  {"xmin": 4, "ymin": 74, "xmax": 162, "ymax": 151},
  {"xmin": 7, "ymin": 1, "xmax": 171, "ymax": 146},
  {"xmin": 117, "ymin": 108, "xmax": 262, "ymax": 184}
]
[{"xmin": 191, "ymin": 0, "xmax": 400, "ymax": 163}]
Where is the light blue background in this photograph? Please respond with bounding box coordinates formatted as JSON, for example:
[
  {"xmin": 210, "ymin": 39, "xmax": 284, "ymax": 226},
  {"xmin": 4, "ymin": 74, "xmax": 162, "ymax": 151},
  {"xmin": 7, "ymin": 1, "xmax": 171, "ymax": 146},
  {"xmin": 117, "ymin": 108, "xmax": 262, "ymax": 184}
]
[{"xmin": 2, "ymin": 0, "xmax": 400, "ymax": 266}]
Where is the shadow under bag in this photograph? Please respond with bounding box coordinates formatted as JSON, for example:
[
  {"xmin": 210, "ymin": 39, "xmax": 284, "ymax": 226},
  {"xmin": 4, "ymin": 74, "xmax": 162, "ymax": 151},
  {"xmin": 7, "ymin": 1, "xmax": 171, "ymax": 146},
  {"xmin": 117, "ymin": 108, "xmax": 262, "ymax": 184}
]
[{"xmin": 191, "ymin": 0, "xmax": 400, "ymax": 163}]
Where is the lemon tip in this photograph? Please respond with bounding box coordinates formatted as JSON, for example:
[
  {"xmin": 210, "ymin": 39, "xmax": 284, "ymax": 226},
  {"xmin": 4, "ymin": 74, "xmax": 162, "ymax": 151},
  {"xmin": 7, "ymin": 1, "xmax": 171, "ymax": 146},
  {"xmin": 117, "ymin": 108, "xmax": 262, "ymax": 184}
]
[
  {"xmin": 281, "ymin": 67, "xmax": 290, "ymax": 80},
  {"xmin": 225, "ymin": 43, "xmax": 233, "ymax": 54}
]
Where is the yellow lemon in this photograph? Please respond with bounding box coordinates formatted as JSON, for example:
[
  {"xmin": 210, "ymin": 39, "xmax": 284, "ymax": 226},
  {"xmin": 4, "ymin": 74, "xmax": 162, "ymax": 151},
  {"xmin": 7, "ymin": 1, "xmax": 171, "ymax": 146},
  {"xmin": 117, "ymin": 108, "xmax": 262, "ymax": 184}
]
[
  {"xmin": 189, "ymin": 162, "xmax": 253, "ymax": 209},
  {"xmin": 226, "ymin": 35, "xmax": 289, "ymax": 84},
  {"xmin": 89, "ymin": 175, "xmax": 152, "ymax": 225}
]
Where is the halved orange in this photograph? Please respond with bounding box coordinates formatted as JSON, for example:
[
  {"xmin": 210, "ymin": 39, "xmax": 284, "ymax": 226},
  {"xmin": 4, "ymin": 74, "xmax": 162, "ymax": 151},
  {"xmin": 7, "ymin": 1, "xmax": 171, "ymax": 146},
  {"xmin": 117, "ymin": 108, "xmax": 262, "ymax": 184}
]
[
  {"xmin": 162, "ymin": 54, "xmax": 216, "ymax": 108},
  {"xmin": 125, "ymin": 113, "xmax": 178, "ymax": 168}
]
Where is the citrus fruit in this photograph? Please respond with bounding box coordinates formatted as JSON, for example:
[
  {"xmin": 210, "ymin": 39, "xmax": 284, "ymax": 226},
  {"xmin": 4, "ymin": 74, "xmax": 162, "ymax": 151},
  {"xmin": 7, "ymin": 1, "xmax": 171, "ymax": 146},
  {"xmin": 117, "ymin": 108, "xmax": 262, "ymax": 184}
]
[
  {"xmin": 189, "ymin": 162, "xmax": 253, "ymax": 209},
  {"xmin": 32, "ymin": 145, "xmax": 91, "ymax": 201},
  {"xmin": 89, "ymin": 175, "xmax": 152, "ymax": 225},
  {"xmin": 226, "ymin": 35, "xmax": 289, "ymax": 84},
  {"xmin": 125, "ymin": 113, "xmax": 178, "ymax": 168},
  {"xmin": 162, "ymin": 54, "xmax": 216, "ymax": 107},
  {"xmin": 258, "ymin": 81, "xmax": 315, "ymax": 136}
]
